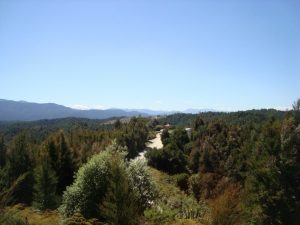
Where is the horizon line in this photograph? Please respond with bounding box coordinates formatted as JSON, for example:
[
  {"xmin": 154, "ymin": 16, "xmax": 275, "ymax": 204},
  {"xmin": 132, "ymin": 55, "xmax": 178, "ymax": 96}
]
[{"xmin": 0, "ymin": 98, "xmax": 292, "ymax": 113}]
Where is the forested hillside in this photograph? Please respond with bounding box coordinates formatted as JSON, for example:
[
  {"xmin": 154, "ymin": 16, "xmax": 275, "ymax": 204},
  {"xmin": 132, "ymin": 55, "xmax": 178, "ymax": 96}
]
[
  {"xmin": 158, "ymin": 109, "xmax": 286, "ymax": 127},
  {"xmin": 0, "ymin": 105, "xmax": 299, "ymax": 225}
]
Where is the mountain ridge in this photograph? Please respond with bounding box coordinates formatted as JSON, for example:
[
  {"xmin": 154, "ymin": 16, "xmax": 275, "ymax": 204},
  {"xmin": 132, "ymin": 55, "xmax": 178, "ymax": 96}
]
[
  {"xmin": 0, "ymin": 99, "xmax": 147, "ymax": 121},
  {"xmin": 0, "ymin": 99, "xmax": 218, "ymax": 121}
]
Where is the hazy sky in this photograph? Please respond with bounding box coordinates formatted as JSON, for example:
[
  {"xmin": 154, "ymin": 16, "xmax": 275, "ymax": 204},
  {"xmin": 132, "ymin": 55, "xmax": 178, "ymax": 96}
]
[{"xmin": 0, "ymin": 0, "xmax": 299, "ymax": 111}]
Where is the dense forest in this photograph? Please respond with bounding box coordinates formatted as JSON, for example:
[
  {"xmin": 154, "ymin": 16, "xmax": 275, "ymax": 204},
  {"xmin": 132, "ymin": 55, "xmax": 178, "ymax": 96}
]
[{"xmin": 0, "ymin": 101, "xmax": 299, "ymax": 225}]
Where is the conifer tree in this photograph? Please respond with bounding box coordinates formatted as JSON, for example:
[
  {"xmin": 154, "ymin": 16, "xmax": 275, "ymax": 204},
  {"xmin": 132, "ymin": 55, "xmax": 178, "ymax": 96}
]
[
  {"xmin": 279, "ymin": 116, "xmax": 300, "ymax": 223},
  {"xmin": 100, "ymin": 154, "xmax": 138, "ymax": 225},
  {"xmin": 7, "ymin": 134, "xmax": 31, "ymax": 180},
  {"xmin": 114, "ymin": 119, "xmax": 122, "ymax": 129},
  {"xmin": 46, "ymin": 139, "xmax": 59, "ymax": 174},
  {"xmin": 0, "ymin": 136, "xmax": 6, "ymax": 168},
  {"xmin": 56, "ymin": 132, "xmax": 74, "ymax": 194},
  {"xmin": 6, "ymin": 133, "xmax": 33, "ymax": 204},
  {"xmin": 33, "ymin": 154, "xmax": 58, "ymax": 210}
]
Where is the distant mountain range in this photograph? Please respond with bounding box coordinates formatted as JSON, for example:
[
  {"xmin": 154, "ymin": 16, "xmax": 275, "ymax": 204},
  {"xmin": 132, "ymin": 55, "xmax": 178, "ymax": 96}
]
[
  {"xmin": 122, "ymin": 108, "xmax": 215, "ymax": 115},
  {"xmin": 0, "ymin": 99, "xmax": 148, "ymax": 121},
  {"xmin": 0, "ymin": 99, "xmax": 215, "ymax": 121}
]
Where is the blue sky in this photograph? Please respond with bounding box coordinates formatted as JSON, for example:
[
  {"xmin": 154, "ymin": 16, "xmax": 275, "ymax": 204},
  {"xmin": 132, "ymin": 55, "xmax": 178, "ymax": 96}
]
[{"xmin": 0, "ymin": 0, "xmax": 299, "ymax": 111}]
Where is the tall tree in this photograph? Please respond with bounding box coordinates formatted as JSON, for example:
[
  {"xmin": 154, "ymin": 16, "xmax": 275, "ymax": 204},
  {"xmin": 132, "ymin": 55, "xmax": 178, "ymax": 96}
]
[
  {"xmin": 279, "ymin": 116, "xmax": 300, "ymax": 223},
  {"xmin": 7, "ymin": 134, "xmax": 31, "ymax": 180},
  {"xmin": 292, "ymin": 98, "xmax": 300, "ymax": 111},
  {"xmin": 161, "ymin": 129, "xmax": 170, "ymax": 146},
  {"xmin": 46, "ymin": 139, "xmax": 59, "ymax": 174},
  {"xmin": 0, "ymin": 136, "xmax": 6, "ymax": 168},
  {"xmin": 33, "ymin": 154, "xmax": 58, "ymax": 210},
  {"xmin": 114, "ymin": 119, "xmax": 122, "ymax": 129},
  {"xmin": 100, "ymin": 154, "xmax": 138, "ymax": 225},
  {"xmin": 6, "ymin": 133, "xmax": 33, "ymax": 204},
  {"xmin": 56, "ymin": 132, "xmax": 74, "ymax": 194},
  {"xmin": 170, "ymin": 128, "xmax": 190, "ymax": 150},
  {"xmin": 117, "ymin": 118, "xmax": 148, "ymax": 159}
]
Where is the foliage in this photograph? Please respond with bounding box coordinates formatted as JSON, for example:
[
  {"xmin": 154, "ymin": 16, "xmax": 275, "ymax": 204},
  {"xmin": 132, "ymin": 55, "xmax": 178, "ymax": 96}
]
[
  {"xmin": 0, "ymin": 135, "xmax": 6, "ymax": 168},
  {"xmin": 144, "ymin": 202, "xmax": 178, "ymax": 223},
  {"xmin": 293, "ymin": 98, "xmax": 300, "ymax": 111},
  {"xmin": 0, "ymin": 105, "xmax": 299, "ymax": 224},
  {"xmin": 5, "ymin": 134, "xmax": 34, "ymax": 204},
  {"xmin": 158, "ymin": 110, "xmax": 285, "ymax": 127},
  {"xmin": 146, "ymin": 143, "xmax": 188, "ymax": 174},
  {"xmin": 171, "ymin": 128, "xmax": 190, "ymax": 150},
  {"xmin": 3, "ymin": 204, "xmax": 60, "ymax": 225},
  {"xmin": 63, "ymin": 213, "xmax": 102, "ymax": 225},
  {"xmin": 209, "ymin": 184, "xmax": 245, "ymax": 225},
  {"xmin": 59, "ymin": 147, "xmax": 113, "ymax": 218},
  {"xmin": 0, "ymin": 175, "xmax": 32, "ymax": 225},
  {"xmin": 60, "ymin": 141, "xmax": 156, "ymax": 223},
  {"xmin": 54, "ymin": 132, "xmax": 75, "ymax": 194},
  {"xmin": 147, "ymin": 168, "xmax": 207, "ymax": 224},
  {"xmin": 100, "ymin": 153, "xmax": 138, "ymax": 225},
  {"xmin": 242, "ymin": 117, "xmax": 300, "ymax": 225},
  {"xmin": 0, "ymin": 211, "xmax": 28, "ymax": 225},
  {"xmin": 33, "ymin": 154, "xmax": 58, "ymax": 210},
  {"xmin": 172, "ymin": 173, "xmax": 189, "ymax": 192},
  {"xmin": 127, "ymin": 158, "xmax": 157, "ymax": 211},
  {"xmin": 161, "ymin": 128, "xmax": 170, "ymax": 146},
  {"xmin": 116, "ymin": 117, "xmax": 149, "ymax": 159}
]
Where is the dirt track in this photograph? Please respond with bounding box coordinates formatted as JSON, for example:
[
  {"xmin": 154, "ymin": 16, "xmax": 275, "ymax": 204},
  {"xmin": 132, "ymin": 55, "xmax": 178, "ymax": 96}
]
[{"xmin": 137, "ymin": 130, "xmax": 163, "ymax": 160}]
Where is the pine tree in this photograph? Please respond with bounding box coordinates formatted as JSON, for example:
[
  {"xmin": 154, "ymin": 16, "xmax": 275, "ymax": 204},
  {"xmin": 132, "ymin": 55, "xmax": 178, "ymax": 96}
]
[
  {"xmin": 189, "ymin": 148, "xmax": 201, "ymax": 173},
  {"xmin": 0, "ymin": 135, "xmax": 6, "ymax": 168},
  {"xmin": 33, "ymin": 154, "xmax": 58, "ymax": 210},
  {"xmin": 114, "ymin": 119, "xmax": 122, "ymax": 129},
  {"xmin": 7, "ymin": 134, "xmax": 31, "ymax": 180},
  {"xmin": 100, "ymin": 154, "xmax": 138, "ymax": 225},
  {"xmin": 46, "ymin": 139, "xmax": 59, "ymax": 174},
  {"xmin": 56, "ymin": 132, "xmax": 74, "ymax": 194},
  {"xmin": 279, "ymin": 116, "xmax": 300, "ymax": 224},
  {"xmin": 6, "ymin": 133, "xmax": 33, "ymax": 204}
]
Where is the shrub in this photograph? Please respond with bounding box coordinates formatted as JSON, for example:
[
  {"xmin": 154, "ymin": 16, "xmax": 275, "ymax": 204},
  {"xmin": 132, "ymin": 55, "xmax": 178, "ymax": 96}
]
[
  {"xmin": 188, "ymin": 173, "xmax": 223, "ymax": 201},
  {"xmin": 60, "ymin": 142, "xmax": 156, "ymax": 221},
  {"xmin": 144, "ymin": 203, "xmax": 177, "ymax": 224},
  {"xmin": 210, "ymin": 184, "xmax": 245, "ymax": 225},
  {"xmin": 172, "ymin": 173, "xmax": 189, "ymax": 192},
  {"xmin": 127, "ymin": 158, "xmax": 157, "ymax": 211},
  {"xmin": 59, "ymin": 148, "xmax": 114, "ymax": 218},
  {"xmin": 63, "ymin": 213, "xmax": 102, "ymax": 225}
]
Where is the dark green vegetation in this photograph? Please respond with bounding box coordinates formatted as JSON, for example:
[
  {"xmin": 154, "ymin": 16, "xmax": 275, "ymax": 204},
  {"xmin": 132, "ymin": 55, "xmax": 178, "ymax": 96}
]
[
  {"xmin": 158, "ymin": 109, "xmax": 286, "ymax": 127},
  {"xmin": 147, "ymin": 106, "xmax": 300, "ymax": 225},
  {"xmin": 0, "ymin": 103, "xmax": 299, "ymax": 225}
]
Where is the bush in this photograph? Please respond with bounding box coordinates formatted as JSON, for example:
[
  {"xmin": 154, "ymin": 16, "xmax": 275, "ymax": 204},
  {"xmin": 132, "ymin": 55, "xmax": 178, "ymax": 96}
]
[
  {"xmin": 145, "ymin": 195, "xmax": 206, "ymax": 224},
  {"xmin": 144, "ymin": 203, "xmax": 177, "ymax": 224},
  {"xmin": 188, "ymin": 173, "xmax": 223, "ymax": 201},
  {"xmin": 0, "ymin": 211, "xmax": 28, "ymax": 225},
  {"xmin": 60, "ymin": 142, "xmax": 156, "ymax": 221},
  {"xmin": 63, "ymin": 213, "xmax": 102, "ymax": 225},
  {"xmin": 172, "ymin": 173, "xmax": 189, "ymax": 192},
  {"xmin": 210, "ymin": 184, "xmax": 245, "ymax": 225},
  {"xmin": 59, "ymin": 147, "xmax": 115, "ymax": 218},
  {"xmin": 127, "ymin": 158, "xmax": 157, "ymax": 211}
]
